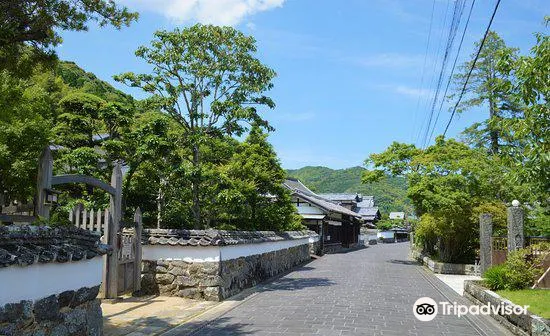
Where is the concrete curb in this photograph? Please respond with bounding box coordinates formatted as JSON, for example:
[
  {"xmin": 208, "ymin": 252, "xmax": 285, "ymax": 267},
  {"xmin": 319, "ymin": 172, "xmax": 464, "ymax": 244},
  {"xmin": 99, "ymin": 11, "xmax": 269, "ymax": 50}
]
[{"xmin": 464, "ymin": 280, "xmax": 550, "ymax": 336}]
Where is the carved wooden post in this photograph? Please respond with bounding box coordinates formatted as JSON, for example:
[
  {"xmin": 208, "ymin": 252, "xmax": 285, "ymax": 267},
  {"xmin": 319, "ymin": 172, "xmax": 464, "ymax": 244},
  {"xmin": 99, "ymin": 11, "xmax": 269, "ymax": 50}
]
[
  {"xmin": 104, "ymin": 163, "xmax": 122, "ymax": 299},
  {"xmin": 133, "ymin": 207, "xmax": 142, "ymax": 294},
  {"xmin": 479, "ymin": 213, "xmax": 493, "ymax": 274},
  {"xmin": 36, "ymin": 146, "xmax": 53, "ymax": 219}
]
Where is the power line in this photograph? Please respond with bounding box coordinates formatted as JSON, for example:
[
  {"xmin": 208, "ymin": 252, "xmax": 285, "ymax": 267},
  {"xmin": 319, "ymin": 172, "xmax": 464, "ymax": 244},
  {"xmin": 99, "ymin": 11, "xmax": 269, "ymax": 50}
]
[
  {"xmin": 428, "ymin": 0, "xmax": 476, "ymax": 142},
  {"xmin": 421, "ymin": 0, "xmax": 467, "ymax": 148},
  {"xmin": 417, "ymin": 0, "xmax": 451, "ymax": 147},
  {"xmin": 411, "ymin": 0, "xmax": 436, "ymax": 144},
  {"xmin": 442, "ymin": 0, "xmax": 503, "ymax": 137}
]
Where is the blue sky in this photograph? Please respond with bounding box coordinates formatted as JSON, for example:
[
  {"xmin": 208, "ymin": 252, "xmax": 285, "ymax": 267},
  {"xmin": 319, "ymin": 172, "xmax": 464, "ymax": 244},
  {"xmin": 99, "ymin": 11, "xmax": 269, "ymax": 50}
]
[{"xmin": 56, "ymin": 0, "xmax": 548, "ymax": 169}]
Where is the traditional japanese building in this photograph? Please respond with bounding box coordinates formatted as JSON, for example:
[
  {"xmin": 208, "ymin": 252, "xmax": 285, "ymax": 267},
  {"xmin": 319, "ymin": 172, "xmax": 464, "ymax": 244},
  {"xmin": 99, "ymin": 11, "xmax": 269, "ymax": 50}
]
[
  {"xmin": 283, "ymin": 179, "xmax": 362, "ymax": 253},
  {"xmin": 318, "ymin": 193, "xmax": 381, "ymax": 228}
]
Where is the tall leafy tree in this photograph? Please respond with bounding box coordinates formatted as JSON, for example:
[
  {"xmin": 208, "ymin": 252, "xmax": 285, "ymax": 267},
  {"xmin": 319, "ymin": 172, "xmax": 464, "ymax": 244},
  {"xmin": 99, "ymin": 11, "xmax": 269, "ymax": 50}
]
[
  {"xmin": 217, "ymin": 125, "xmax": 301, "ymax": 231},
  {"xmin": 115, "ymin": 24, "xmax": 277, "ymax": 229},
  {"xmin": 496, "ymin": 30, "xmax": 549, "ymax": 203},
  {"xmin": 363, "ymin": 137, "xmax": 517, "ymax": 262},
  {"xmin": 450, "ymin": 31, "xmax": 522, "ymax": 155},
  {"xmin": 0, "ymin": 1, "xmax": 137, "ymax": 47}
]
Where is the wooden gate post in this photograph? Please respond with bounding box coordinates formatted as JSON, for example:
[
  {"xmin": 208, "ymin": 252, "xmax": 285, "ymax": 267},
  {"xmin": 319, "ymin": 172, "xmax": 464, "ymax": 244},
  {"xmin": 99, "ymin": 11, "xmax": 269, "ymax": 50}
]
[
  {"xmin": 104, "ymin": 163, "xmax": 123, "ymax": 299},
  {"xmin": 133, "ymin": 207, "xmax": 142, "ymax": 294},
  {"xmin": 36, "ymin": 147, "xmax": 53, "ymax": 219}
]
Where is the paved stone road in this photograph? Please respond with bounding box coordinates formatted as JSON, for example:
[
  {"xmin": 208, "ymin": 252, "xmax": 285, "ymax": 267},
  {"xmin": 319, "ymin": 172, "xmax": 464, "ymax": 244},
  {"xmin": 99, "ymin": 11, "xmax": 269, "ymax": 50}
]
[{"xmin": 186, "ymin": 243, "xmax": 511, "ymax": 336}]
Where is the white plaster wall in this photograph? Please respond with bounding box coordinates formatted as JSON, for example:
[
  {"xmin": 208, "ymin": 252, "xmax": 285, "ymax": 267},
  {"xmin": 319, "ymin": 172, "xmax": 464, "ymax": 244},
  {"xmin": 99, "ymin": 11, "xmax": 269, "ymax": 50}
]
[
  {"xmin": 296, "ymin": 205, "xmax": 325, "ymax": 215},
  {"xmin": 308, "ymin": 235, "xmax": 319, "ymax": 243},
  {"xmin": 378, "ymin": 231, "xmax": 395, "ymax": 239},
  {"xmin": 220, "ymin": 238, "xmax": 310, "ymax": 261},
  {"xmin": 142, "ymin": 238, "xmax": 311, "ymax": 263},
  {"xmin": 0, "ymin": 257, "xmax": 103, "ymax": 306},
  {"xmin": 142, "ymin": 245, "xmax": 220, "ymax": 263}
]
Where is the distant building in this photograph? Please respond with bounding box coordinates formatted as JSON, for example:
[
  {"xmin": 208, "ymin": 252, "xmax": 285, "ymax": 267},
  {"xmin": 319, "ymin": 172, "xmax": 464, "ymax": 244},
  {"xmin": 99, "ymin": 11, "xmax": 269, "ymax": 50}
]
[
  {"xmin": 389, "ymin": 212, "xmax": 405, "ymax": 220},
  {"xmin": 283, "ymin": 179, "xmax": 362, "ymax": 253},
  {"xmin": 318, "ymin": 193, "xmax": 381, "ymax": 228}
]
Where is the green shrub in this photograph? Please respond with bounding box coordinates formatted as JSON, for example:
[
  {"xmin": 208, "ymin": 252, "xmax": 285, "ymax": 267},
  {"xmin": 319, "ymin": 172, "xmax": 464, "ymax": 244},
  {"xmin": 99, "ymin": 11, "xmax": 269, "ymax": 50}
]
[
  {"xmin": 484, "ymin": 247, "xmax": 547, "ymax": 291},
  {"xmin": 484, "ymin": 264, "xmax": 508, "ymax": 291},
  {"xmin": 504, "ymin": 248, "xmax": 545, "ymax": 290}
]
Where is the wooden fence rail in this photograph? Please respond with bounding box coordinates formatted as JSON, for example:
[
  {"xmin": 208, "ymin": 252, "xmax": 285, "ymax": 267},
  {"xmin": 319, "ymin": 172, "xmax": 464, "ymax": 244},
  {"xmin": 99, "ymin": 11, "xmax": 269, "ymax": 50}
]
[{"xmin": 68, "ymin": 203, "xmax": 109, "ymax": 236}]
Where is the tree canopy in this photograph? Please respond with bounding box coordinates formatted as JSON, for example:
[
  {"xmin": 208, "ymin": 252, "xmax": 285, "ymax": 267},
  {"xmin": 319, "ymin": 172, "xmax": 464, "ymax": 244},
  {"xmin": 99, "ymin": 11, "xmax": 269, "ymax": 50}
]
[{"xmin": 115, "ymin": 24, "xmax": 278, "ymax": 228}]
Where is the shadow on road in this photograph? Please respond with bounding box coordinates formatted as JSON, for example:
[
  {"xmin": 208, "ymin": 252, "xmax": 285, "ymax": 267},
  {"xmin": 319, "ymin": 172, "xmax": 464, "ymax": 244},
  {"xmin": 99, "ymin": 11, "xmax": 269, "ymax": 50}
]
[
  {"xmin": 387, "ymin": 259, "xmax": 420, "ymax": 266},
  {"xmin": 260, "ymin": 277, "xmax": 335, "ymax": 292},
  {"xmin": 187, "ymin": 317, "xmax": 255, "ymax": 335}
]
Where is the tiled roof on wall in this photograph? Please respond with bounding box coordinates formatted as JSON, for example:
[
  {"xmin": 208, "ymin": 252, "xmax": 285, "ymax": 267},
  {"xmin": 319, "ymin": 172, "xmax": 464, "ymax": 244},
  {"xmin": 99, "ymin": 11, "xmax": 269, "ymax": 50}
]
[
  {"xmin": 142, "ymin": 229, "xmax": 318, "ymax": 246},
  {"xmin": 0, "ymin": 225, "xmax": 109, "ymax": 268}
]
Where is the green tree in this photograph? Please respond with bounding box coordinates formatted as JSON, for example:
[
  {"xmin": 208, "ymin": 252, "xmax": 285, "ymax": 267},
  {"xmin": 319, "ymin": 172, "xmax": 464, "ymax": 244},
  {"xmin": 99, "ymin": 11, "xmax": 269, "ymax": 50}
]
[
  {"xmin": 496, "ymin": 31, "xmax": 549, "ymax": 203},
  {"xmin": 363, "ymin": 137, "xmax": 515, "ymax": 262},
  {"xmin": 0, "ymin": 1, "xmax": 137, "ymax": 53},
  {"xmin": 217, "ymin": 126, "xmax": 301, "ymax": 231},
  {"xmin": 450, "ymin": 31, "xmax": 522, "ymax": 155},
  {"xmin": 115, "ymin": 24, "xmax": 277, "ymax": 229},
  {"xmin": 0, "ymin": 65, "xmax": 66, "ymax": 203}
]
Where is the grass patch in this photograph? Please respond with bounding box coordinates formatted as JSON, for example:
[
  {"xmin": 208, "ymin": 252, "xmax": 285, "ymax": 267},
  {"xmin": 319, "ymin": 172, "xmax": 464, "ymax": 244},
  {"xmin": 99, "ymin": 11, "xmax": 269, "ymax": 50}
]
[{"xmin": 496, "ymin": 289, "xmax": 550, "ymax": 318}]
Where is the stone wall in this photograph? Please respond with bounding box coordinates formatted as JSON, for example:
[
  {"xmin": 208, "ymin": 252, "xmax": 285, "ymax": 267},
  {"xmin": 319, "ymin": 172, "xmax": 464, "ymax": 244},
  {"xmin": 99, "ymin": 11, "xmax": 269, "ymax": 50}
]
[
  {"xmin": 140, "ymin": 260, "xmax": 220, "ymax": 301},
  {"xmin": 0, "ymin": 286, "xmax": 102, "ymax": 336},
  {"xmin": 309, "ymin": 239, "xmax": 321, "ymax": 255},
  {"xmin": 0, "ymin": 226, "xmax": 108, "ymax": 336},
  {"xmin": 139, "ymin": 230, "xmax": 315, "ymax": 301},
  {"xmin": 410, "ymin": 249, "xmax": 480, "ymax": 275},
  {"xmin": 464, "ymin": 280, "xmax": 550, "ymax": 336},
  {"xmin": 219, "ymin": 244, "xmax": 310, "ymax": 299},
  {"xmin": 141, "ymin": 244, "xmax": 311, "ymax": 301}
]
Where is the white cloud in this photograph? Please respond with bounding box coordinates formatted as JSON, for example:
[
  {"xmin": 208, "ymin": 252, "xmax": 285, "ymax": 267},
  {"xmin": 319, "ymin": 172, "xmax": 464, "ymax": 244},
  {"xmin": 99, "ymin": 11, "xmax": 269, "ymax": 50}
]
[
  {"xmin": 246, "ymin": 22, "xmax": 257, "ymax": 31},
  {"xmin": 122, "ymin": 0, "xmax": 285, "ymax": 26}
]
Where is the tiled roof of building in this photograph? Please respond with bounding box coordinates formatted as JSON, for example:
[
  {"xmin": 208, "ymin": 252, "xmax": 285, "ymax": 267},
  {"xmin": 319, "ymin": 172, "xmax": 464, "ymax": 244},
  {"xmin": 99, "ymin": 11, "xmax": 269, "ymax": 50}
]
[
  {"xmin": 0, "ymin": 225, "xmax": 109, "ymax": 268},
  {"xmin": 358, "ymin": 207, "xmax": 380, "ymax": 217},
  {"xmin": 142, "ymin": 229, "xmax": 318, "ymax": 246},
  {"xmin": 292, "ymin": 189, "xmax": 362, "ymax": 219},
  {"xmin": 283, "ymin": 178, "xmax": 315, "ymax": 195}
]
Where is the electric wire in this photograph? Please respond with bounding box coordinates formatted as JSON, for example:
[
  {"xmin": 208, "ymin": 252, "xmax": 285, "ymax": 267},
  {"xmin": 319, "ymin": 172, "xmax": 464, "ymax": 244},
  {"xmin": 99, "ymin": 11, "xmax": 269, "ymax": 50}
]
[
  {"xmin": 442, "ymin": 0, "xmax": 503, "ymax": 137},
  {"xmin": 427, "ymin": 0, "xmax": 475, "ymax": 142}
]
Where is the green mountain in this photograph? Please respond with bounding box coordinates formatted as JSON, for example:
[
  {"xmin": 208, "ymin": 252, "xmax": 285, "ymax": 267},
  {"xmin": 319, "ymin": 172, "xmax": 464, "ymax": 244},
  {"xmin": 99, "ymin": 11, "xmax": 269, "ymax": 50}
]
[
  {"xmin": 286, "ymin": 166, "xmax": 411, "ymax": 215},
  {"xmin": 56, "ymin": 61, "xmax": 134, "ymax": 105}
]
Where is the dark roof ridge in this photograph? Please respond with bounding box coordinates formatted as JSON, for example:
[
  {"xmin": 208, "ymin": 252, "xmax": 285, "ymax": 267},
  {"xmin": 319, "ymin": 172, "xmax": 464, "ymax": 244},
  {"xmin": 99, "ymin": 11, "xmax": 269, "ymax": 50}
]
[
  {"xmin": 0, "ymin": 225, "xmax": 109, "ymax": 268},
  {"xmin": 142, "ymin": 229, "xmax": 318, "ymax": 246}
]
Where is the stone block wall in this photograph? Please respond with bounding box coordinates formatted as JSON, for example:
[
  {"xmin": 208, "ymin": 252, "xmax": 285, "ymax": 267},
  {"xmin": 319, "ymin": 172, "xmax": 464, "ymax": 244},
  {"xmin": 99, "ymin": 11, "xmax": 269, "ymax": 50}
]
[
  {"xmin": 309, "ymin": 239, "xmax": 321, "ymax": 255},
  {"xmin": 0, "ymin": 286, "xmax": 103, "ymax": 336},
  {"xmin": 219, "ymin": 244, "xmax": 309, "ymax": 299},
  {"xmin": 140, "ymin": 260, "xmax": 220, "ymax": 301},
  {"xmin": 139, "ymin": 230, "xmax": 315, "ymax": 301},
  {"xmin": 0, "ymin": 226, "xmax": 108, "ymax": 336},
  {"xmin": 464, "ymin": 280, "xmax": 550, "ymax": 336},
  {"xmin": 410, "ymin": 249, "xmax": 480, "ymax": 275}
]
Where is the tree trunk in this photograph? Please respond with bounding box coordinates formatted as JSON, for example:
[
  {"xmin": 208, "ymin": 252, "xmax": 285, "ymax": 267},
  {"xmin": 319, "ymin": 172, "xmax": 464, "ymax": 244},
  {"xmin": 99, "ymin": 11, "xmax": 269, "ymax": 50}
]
[
  {"xmin": 191, "ymin": 144, "xmax": 201, "ymax": 229},
  {"xmin": 488, "ymin": 100, "xmax": 500, "ymax": 155},
  {"xmin": 156, "ymin": 180, "xmax": 165, "ymax": 229}
]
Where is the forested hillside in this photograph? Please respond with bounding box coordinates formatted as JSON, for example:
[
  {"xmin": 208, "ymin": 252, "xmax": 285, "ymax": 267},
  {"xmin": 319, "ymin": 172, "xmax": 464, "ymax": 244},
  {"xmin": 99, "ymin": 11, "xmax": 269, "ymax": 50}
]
[
  {"xmin": 56, "ymin": 61, "xmax": 134, "ymax": 104},
  {"xmin": 286, "ymin": 166, "xmax": 411, "ymax": 214}
]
